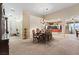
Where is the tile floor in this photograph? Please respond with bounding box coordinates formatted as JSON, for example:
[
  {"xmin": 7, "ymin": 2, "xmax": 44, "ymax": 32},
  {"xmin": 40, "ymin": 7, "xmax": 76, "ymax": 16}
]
[{"xmin": 9, "ymin": 34, "xmax": 79, "ymax": 55}]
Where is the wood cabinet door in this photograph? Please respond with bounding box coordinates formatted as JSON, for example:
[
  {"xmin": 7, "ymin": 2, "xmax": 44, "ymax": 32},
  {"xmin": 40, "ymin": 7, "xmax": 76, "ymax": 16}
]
[{"xmin": 0, "ymin": 3, "xmax": 2, "ymax": 40}]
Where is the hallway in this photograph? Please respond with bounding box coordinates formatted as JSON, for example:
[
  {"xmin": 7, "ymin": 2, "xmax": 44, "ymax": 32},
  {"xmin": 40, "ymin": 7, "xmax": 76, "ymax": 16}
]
[{"xmin": 9, "ymin": 34, "xmax": 79, "ymax": 55}]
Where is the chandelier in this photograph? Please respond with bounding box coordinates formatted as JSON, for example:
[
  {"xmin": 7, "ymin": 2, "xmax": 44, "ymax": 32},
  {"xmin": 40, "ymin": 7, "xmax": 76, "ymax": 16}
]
[{"xmin": 40, "ymin": 8, "xmax": 48, "ymax": 24}]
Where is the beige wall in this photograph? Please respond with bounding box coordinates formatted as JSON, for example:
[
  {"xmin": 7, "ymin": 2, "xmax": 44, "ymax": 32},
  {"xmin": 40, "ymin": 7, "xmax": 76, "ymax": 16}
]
[
  {"xmin": 22, "ymin": 11, "xmax": 30, "ymax": 39},
  {"xmin": 45, "ymin": 4, "xmax": 79, "ymax": 34},
  {"xmin": 46, "ymin": 4, "xmax": 79, "ymax": 20},
  {"xmin": 22, "ymin": 11, "xmax": 43, "ymax": 39},
  {"xmin": 22, "ymin": 4, "xmax": 79, "ymax": 36}
]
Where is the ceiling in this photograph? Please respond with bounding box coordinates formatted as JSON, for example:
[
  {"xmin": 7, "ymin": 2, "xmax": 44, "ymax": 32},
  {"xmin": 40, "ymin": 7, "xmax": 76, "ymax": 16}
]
[{"xmin": 4, "ymin": 3, "xmax": 77, "ymax": 17}]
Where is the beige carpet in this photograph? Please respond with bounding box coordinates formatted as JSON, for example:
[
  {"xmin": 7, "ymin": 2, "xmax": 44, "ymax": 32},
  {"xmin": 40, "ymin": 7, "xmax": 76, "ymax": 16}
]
[{"xmin": 9, "ymin": 34, "xmax": 79, "ymax": 55}]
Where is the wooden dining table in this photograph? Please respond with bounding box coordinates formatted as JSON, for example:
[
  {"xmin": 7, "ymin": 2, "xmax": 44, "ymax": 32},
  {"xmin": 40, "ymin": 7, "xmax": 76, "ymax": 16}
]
[{"xmin": 36, "ymin": 30, "xmax": 52, "ymax": 43}]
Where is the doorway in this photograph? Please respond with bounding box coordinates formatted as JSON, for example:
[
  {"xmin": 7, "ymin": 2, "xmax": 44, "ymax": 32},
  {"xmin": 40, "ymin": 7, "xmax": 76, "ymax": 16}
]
[{"xmin": 68, "ymin": 22, "xmax": 79, "ymax": 34}]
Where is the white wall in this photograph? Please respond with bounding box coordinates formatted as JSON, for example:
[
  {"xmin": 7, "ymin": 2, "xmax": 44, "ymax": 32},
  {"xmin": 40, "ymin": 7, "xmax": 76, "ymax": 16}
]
[
  {"xmin": 29, "ymin": 15, "xmax": 43, "ymax": 38},
  {"xmin": 3, "ymin": 3, "xmax": 23, "ymax": 37},
  {"xmin": 3, "ymin": 4, "xmax": 44, "ymax": 38}
]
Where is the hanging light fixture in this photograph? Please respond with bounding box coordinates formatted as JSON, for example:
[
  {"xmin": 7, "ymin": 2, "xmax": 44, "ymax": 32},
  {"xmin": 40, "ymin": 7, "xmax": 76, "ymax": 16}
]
[
  {"xmin": 40, "ymin": 8, "xmax": 48, "ymax": 25},
  {"xmin": 40, "ymin": 8, "xmax": 48, "ymax": 29}
]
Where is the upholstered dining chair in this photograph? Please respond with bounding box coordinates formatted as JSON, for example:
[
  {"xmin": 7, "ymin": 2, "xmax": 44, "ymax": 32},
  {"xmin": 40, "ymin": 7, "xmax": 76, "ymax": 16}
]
[{"xmin": 32, "ymin": 29, "xmax": 37, "ymax": 43}]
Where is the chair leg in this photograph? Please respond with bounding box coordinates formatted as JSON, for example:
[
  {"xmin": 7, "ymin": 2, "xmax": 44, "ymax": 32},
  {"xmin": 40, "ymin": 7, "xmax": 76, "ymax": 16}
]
[
  {"xmin": 37, "ymin": 38, "xmax": 39, "ymax": 43},
  {"xmin": 33, "ymin": 38, "xmax": 35, "ymax": 43},
  {"xmin": 33, "ymin": 38, "xmax": 38, "ymax": 43}
]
